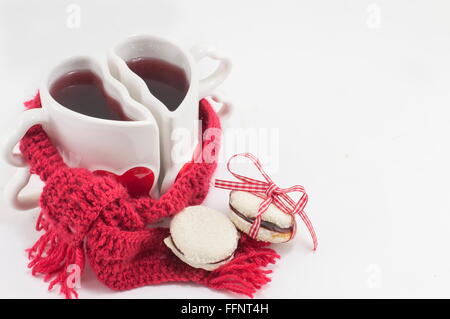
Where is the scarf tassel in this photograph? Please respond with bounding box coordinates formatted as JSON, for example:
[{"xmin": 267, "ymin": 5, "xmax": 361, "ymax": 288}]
[
  {"xmin": 207, "ymin": 245, "xmax": 280, "ymax": 298},
  {"xmin": 26, "ymin": 215, "xmax": 84, "ymax": 299}
]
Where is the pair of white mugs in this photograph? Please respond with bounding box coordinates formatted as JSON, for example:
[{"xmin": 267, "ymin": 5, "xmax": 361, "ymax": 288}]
[{"xmin": 2, "ymin": 35, "xmax": 232, "ymax": 209}]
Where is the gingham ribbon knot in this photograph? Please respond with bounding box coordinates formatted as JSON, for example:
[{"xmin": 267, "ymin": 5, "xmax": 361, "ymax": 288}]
[
  {"xmin": 265, "ymin": 183, "xmax": 279, "ymax": 197},
  {"xmin": 214, "ymin": 153, "xmax": 318, "ymax": 251}
]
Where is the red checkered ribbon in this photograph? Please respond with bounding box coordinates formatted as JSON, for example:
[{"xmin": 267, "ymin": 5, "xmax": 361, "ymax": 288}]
[{"xmin": 214, "ymin": 153, "xmax": 318, "ymax": 250}]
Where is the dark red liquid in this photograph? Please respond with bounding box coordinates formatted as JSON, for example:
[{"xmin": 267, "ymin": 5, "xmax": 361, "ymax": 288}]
[
  {"xmin": 50, "ymin": 70, "xmax": 131, "ymax": 121},
  {"xmin": 126, "ymin": 57, "xmax": 189, "ymax": 111}
]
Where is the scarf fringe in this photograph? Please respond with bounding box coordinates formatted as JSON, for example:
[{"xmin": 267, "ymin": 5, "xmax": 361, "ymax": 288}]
[
  {"xmin": 208, "ymin": 246, "xmax": 280, "ymax": 298},
  {"xmin": 26, "ymin": 215, "xmax": 84, "ymax": 299}
]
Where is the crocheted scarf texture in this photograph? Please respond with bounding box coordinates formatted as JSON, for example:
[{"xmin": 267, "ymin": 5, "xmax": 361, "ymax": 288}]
[{"xmin": 19, "ymin": 94, "xmax": 280, "ymax": 299}]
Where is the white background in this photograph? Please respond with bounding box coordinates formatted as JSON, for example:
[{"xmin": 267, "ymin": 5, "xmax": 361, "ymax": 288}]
[{"xmin": 1, "ymin": 0, "xmax": 450, "ymax": 298}]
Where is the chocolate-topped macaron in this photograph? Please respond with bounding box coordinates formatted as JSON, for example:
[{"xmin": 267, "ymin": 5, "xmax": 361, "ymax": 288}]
[
  {"xmin": 164, "ymin": 205, "xmax": 239, "ymax": 271},
  {"xmin": 229, "ymin": 191, "xmax": 294, "ymax": 243}
]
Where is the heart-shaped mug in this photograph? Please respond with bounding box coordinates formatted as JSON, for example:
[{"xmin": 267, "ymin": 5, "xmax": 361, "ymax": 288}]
[{"xmin": 2, "ymin": 56, "xmax": 161, "ymax": 209}]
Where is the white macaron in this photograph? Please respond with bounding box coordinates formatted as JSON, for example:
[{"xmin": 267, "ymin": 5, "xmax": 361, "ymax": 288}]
[
  {"xmin": 229, "ymin": 191, "xmax": 295, "ymax": 243},
  {"xmin": 164, "ymin": 205, "xmax": 239, "ymax": 271}
]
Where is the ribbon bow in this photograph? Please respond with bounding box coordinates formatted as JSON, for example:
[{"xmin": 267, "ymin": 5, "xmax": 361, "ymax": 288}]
[{"xmin": 215, "ymin": 153, "xmax": 318, "ymax": 251}]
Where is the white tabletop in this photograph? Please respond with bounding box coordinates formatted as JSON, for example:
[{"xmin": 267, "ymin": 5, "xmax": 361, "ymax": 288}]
[{"xmin": 1, "ymin": 0, "xmax": 450, "ymax": 298}]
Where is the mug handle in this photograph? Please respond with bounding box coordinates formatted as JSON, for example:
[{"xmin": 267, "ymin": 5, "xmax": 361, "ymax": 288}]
[
  {"xmin": 2, "ymin": 108, "xmax": 49, "ymax": 210},
  {"xmin": 208, "ymin": 93, "xmax": 233, "ymax": 121},
  {"xmin": 2, "ymin": 108, "xmax": 49, "ymax": 167},
  {"xmin": 4, "ymin": 167, "xmax": 40, "ymax": 210},
  {"xmin": 191, "ymin": 44, "xmax": 232, "ymax": 98}
]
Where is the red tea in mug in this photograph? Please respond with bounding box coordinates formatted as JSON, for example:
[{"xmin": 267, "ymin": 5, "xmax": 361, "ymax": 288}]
[
  {"xmin": 126, "ymin": 57, "xmax": 189, "ymax": 111},
  {"xmin": 50, "ymin": 70, "xmax": 131, "ymax": 121}
]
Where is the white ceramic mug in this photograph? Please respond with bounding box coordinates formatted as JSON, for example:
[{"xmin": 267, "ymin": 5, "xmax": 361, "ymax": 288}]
[
  {"xmin": 108, "ymin": 35, "xmax": 232, "ymax": 193},
  {"xmin": 2, "ymin": 56, "xmax": 161, "ymax": 209}
]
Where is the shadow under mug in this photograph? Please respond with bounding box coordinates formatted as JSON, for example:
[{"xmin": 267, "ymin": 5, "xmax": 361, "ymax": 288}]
[
  {"xmin": 1, "ymin": 56, "xmax": 161, "ymax": 210},
  {"xmin": 108, "ymin": 34, "xmax": 232, "ymax": 193}
]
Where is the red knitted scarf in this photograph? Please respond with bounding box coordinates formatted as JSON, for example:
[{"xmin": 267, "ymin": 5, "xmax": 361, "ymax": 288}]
[{"xmin": 19, "ymin": 94, "xmax": 280, "ymax": 299}]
